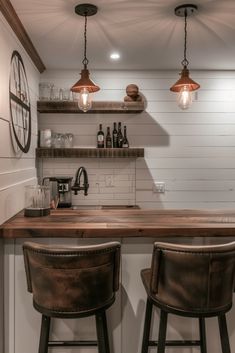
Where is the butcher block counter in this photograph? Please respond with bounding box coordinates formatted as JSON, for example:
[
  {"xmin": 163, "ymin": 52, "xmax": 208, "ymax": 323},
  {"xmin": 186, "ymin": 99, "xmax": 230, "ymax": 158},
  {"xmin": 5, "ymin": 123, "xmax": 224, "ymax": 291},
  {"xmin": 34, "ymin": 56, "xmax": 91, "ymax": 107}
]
[{"xmin": 1, "ymin": 208, "xmax": 235, "ymax": 238}]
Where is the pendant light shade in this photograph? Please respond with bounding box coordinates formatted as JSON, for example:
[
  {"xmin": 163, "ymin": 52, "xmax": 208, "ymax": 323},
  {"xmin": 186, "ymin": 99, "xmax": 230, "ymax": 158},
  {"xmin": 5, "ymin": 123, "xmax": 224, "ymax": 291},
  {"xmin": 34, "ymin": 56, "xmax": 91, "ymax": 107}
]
[
  {"xmin": 71, "ymin": 68, "xmax": 100, "ymax": 93},
  {"xmin": 170, "ymin": 4, "xmax": 200, "ymax": 110},
  {"xmin": 71, "ymin": 4, "xmax": 100, "ymax": 112},
  {"xmin": 170, "ymin": 67, "xmax": 200, "ymax": 92}
]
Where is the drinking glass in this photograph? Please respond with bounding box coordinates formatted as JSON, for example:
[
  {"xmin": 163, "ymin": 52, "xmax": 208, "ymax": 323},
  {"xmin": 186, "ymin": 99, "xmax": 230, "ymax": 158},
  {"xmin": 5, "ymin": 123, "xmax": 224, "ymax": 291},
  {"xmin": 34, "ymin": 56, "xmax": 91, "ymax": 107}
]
[
  {"xmin": 40, "ymin": 129, "xmax": 52, "ymax": 147},
  {"xmin": 39, "ymin": 83, "xmax": 53, "ymax": 101},
  {"xmin": 64, "ymin": 133, "xmax": 74, "ymax": 148},
  {"xmin": 50, "ymin": 86, "xmax": 60, "ymax": 101},
  {"xmin": 62, "ymin": 89, "xmax": 70, "ymax": 101},
  {"xmin": 53, "ymin": 133, "xmax": 64, "ymax": 148}
]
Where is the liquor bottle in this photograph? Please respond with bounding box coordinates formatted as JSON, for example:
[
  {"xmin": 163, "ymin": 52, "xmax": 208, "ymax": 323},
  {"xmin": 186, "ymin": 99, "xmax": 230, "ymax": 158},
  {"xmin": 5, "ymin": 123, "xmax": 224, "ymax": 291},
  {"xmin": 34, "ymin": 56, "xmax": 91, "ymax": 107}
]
[
  {"xmin": 106, "ymin": 127, "xmax": 112, "ymax": 148},
  {"xmin": 122, "ymin": 126, "xmax": 129, "ymax": 148},
  {"xmin": 97, "ymin": 124, "xmax": 104, "ymax": 148},
  {"xmin": 117, "ymin": 122, "xmax": 123, "ymax": 148},
  {"xmin": 112, "ymin": 122, "xmax": 118, "ymax": 148}
]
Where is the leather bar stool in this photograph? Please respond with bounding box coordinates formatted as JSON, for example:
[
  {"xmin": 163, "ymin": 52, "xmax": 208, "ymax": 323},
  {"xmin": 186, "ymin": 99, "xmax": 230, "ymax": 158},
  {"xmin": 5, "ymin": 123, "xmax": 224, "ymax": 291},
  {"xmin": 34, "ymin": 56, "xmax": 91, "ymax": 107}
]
[
  {"xmin": 23, "ymin": 241, "xmax": 121, "ymax": 353},
  {"xmin": 141, "ymin": 241, "xmax": 235, "ymax": 353}
]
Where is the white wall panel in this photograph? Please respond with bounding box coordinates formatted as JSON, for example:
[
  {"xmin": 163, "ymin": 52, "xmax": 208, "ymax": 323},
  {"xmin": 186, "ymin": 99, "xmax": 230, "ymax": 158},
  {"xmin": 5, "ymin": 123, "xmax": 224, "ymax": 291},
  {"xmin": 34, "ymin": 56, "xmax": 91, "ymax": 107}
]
[
  {"xmin": 40, "ymin": 69, "xmax": 235, "ymax": 210},
  {"xmin": 0, "ymin": 14, "xmax": 39, "ymax": 225},
  {"xmin": 0, "ymin": 119, "xmax": 37, "ymax": 159},
  {"xmin": 137, "ymin": 168, "xmax": 235, "ymax": 181},
  {"xmin": 0, "ymin": 12, "xmax": 39, "ymax": 352},
  {"xmin": 0, "ymin": 177, "xmax": 37, "ymax": 225},
  {"xmin": 39, "ymin": 121, "xmax": 235, "ymax": 137},
  {"xmin": 144, "ymin": 146, "xmax": 235, "ymax": 158},
  {"xmin": 136, "ymin": 157, "xmax": 235, "ymax": 169}
]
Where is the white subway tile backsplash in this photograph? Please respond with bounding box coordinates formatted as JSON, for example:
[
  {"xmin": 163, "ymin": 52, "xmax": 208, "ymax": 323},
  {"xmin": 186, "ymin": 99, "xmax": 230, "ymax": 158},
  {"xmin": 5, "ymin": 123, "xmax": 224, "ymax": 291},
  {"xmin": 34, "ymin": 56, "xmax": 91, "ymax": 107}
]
[{"xmin": 40, "ymin": 157, "xmax": 135, "ymax": 205}]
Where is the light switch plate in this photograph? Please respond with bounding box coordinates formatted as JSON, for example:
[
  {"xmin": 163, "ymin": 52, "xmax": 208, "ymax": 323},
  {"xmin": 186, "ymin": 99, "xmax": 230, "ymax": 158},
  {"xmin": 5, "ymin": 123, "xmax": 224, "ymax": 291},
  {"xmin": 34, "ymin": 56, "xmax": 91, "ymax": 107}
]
[{"xmin": 153, "ymin": 182, "xmax": 165, "ymax": 193}]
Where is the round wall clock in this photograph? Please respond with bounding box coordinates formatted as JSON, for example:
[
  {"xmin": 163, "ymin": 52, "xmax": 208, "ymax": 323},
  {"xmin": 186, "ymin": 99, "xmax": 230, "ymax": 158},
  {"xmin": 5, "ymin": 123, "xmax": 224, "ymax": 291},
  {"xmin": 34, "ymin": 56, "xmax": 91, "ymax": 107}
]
[{"xmin": 9, "ymin": 50, "xmax": 31, "ymax": 153}]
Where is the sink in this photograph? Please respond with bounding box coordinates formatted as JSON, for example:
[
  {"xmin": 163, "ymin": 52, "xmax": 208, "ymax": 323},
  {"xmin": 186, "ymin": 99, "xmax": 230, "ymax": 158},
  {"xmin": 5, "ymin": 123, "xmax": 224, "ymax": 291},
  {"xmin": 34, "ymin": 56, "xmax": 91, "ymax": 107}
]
[
  {"xmin": 101, "ymin": 205, "xmax": 140, "ymax": 209},
  {"xmin": 72, "ymin": 205, "xmax": 102, "ymax": 210},
  {"xmin": 72, "ymin": 205, "xmax": 139, "ymax": 210}
]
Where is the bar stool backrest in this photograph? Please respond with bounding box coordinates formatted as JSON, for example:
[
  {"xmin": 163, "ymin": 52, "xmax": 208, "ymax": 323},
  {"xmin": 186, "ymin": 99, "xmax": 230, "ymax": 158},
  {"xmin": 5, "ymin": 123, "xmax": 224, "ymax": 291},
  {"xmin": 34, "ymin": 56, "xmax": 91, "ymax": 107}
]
[
  {"xmin": 150, "ymin": 241, "xmax": 235, "ymax": 314},
  {"xmin": 23, "ymin": 241, "xmax": 121, "ymax": 316}
]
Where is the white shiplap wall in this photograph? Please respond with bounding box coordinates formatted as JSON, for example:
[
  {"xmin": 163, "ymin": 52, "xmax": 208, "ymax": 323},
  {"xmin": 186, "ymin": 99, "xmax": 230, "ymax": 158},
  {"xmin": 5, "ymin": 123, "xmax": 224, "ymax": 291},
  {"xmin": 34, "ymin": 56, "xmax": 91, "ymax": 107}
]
[
  {"xmin": 0, "ymin": 14, "xmax": 39, "ymax": 353},
  {"xmin": 40, "ymin": 69, "xmax": 235, "ymax": 209},
  {"xmin": 0, "ymin": 13, "xmax": 39, "ymax": 225}
]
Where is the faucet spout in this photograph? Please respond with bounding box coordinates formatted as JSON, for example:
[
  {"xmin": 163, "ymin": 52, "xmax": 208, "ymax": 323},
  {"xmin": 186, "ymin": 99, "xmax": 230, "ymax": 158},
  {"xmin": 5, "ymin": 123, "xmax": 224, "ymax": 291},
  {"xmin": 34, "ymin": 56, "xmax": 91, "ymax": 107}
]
[{"xmin": 71, "ymin": 166, "xmax": 89, "ymax": 196}]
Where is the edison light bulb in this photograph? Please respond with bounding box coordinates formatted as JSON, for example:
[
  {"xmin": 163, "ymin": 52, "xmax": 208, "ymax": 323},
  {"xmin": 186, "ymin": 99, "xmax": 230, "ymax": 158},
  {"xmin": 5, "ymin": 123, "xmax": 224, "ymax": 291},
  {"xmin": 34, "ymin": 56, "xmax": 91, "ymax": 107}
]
[
  {"xmin": 78, "ymin": 88, "xmax": 92, "ymax": 112},
  {"xmin": 177, "ymin": 86, "xmax": 192, "ymax": 110}
]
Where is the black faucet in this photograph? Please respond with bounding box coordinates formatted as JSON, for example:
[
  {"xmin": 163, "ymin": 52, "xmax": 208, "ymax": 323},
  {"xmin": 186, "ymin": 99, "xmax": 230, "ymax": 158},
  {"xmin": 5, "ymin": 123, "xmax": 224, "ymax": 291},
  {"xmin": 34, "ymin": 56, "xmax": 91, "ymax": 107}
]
[{"xmin": 71, "ymin": 166, "xmax": 89, "ymax": 196}]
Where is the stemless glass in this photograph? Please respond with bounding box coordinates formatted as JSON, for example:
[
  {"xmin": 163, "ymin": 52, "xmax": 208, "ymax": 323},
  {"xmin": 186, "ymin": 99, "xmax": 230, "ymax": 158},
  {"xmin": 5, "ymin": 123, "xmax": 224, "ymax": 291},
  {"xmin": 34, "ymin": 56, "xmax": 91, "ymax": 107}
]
[
  {"xmin": 62, "ymin": 89, "xmax": 70, "ymax": 101},
  {"xmin": 39, "ymin": 129, "xmax": 52, "ymax": 147},
  {"xmin": 50, "ymin": 86, "xmax": 60, "ymax": 101},
  {"xmin": 39, "ymin": 83, "xmax": 52, "ymax": 101},
  {"xmin": 54, "ymin": 133, "xmax": 65, "ymax": 148},
  {"xmin": 64, "ymin": 133, "xmax": 74, "ymax": 148}
]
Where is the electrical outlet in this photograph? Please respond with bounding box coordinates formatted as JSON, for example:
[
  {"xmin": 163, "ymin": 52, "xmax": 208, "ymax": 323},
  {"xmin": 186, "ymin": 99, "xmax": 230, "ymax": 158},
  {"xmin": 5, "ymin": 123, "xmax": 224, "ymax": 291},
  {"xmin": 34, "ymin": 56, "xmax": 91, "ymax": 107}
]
[
  {"xmin": 153, "ymin": 182, "xmax": 165, "ymax": 193},
  {"xmin": 105, "ymin": 175, "xmax": 114, "ymax": 187}
]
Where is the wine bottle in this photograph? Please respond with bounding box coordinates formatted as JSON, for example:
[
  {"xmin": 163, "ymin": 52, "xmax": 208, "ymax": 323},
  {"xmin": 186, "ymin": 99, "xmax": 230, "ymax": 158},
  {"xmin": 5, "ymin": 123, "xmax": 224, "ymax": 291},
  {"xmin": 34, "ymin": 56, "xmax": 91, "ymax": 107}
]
[
  {"xmin": 122, "ymin": 125, "xmax": 129, "ymax": 148},
  {"xmin": 112, "ymin": 122, "xmax": 118, "ymax": 148},
  {"xmin": 117, "ymin": 122, "xmax": 123, "ymax": 148},
  {"xmin": 97, "ymin": 124, "xmax": 104, "ymax": 148},
  {"xmin": 106, "ymin": 126, "xmax": 112, "ymax": 148}
]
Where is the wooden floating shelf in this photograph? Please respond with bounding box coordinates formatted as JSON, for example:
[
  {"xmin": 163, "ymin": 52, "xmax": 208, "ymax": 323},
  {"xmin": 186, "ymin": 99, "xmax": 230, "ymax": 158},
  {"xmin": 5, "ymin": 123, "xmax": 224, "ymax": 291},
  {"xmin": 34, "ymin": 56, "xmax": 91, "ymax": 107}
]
[
  {"xmin": 36, "ymin": 148, "xmax": 145, "ymax": 158},
  {"xmin": 37, "ymin": 101, "xmax": 145, "ymax": 114}
]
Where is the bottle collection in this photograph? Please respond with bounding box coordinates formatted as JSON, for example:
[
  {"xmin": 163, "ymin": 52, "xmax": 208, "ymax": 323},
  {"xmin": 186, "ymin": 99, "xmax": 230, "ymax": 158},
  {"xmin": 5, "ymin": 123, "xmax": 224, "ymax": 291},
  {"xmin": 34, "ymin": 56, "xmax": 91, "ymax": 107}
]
[{"xmin": 97, "ymin": 122, "xmax": 129, "ymax": 148}]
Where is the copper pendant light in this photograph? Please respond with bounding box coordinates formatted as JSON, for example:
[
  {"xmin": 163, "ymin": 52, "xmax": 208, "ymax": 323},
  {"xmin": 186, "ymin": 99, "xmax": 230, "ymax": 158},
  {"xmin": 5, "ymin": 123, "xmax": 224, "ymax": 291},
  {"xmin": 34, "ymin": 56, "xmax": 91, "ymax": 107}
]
[
  {"xmin": 71, "ymin": 4, "xmax": 100, "ymax": 112},
  {"xmin": 170, "ymin": 4, "xmax": 200, "ymax": 110}
]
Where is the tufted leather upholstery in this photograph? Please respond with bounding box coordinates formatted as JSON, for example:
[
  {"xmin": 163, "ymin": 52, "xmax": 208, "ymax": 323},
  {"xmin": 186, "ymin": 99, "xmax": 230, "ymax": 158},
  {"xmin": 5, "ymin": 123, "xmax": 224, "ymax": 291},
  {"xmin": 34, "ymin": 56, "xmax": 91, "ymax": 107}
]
[
  {"xmin": 141, "ymin": 241, "xmax": 235, "ymax": 316},
  {"xmin": 23, "ymin": 241, "xmax": 121, "ymax": 318}
]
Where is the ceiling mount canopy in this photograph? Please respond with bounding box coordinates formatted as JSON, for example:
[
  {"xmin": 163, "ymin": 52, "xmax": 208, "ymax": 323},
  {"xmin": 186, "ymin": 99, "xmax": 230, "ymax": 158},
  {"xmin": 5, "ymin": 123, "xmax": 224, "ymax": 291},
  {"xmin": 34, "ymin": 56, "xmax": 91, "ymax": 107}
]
[
  {"xmin": 71, "ymin": 3, "xmax": 100, "ymax": 112},
  {"xmin": 174, "ymin": 4, "xmax": 198, "ymax": 17},
  {"xmin": 170, "ymin": 3, "xmax": 200, "ymax": 110},
  {"xmin": 74, "ymin": 3, "xmax": 98, "ymax": 17}
]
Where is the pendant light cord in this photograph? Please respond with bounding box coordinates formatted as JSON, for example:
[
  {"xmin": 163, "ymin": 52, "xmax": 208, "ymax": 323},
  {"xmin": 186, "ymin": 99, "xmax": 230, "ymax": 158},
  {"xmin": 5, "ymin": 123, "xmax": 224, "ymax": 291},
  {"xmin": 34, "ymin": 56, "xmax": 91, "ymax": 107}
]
[
  {"xmin": 82, "ymin": 13, "xmax": 89, "ymax": 68},
  {"xmin": 181, "ymin": 8, "xmax": 189, "ymax": 68}
]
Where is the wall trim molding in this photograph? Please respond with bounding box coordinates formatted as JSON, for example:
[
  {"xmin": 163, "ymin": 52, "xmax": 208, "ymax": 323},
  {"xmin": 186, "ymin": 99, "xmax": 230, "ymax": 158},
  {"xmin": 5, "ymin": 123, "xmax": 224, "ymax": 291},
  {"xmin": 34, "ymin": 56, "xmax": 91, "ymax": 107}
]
[
  {"xmin": 0, "ymin": 0, "xmax": 46, "ymax": 73},
  {"xmin": 0, "ymin": 176, "xmax": 36, "ymax": 192}
]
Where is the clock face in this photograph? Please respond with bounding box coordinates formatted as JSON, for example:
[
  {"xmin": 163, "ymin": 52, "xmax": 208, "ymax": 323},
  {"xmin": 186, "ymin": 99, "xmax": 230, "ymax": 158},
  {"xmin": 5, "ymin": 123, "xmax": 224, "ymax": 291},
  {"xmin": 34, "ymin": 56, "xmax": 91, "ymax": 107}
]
[{"xmin": 9, "ymin": 51, "xmax": 31, "ymax": 153}]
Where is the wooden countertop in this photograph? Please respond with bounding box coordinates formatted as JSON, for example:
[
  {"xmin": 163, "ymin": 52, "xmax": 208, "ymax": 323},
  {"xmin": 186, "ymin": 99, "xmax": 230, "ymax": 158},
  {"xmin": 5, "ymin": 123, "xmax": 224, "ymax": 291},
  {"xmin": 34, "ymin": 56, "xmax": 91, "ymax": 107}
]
[{"xmin": 1, "ymin": 209, "xmax": 235, "ymax": 239}]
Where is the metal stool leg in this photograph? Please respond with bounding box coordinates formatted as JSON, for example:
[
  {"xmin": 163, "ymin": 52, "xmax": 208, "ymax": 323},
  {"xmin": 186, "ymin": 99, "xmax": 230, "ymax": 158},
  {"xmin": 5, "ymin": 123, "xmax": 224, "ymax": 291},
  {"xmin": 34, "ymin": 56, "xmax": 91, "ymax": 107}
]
[
  {"xmin": 157, "ymin": 310, "xmax": 168, "ymax": 353},
  {"xmin": 218, "ymin": 314, "xmax": 231, "ymax": 353},
  {"xmin": 38, "ymin": 315, "xmax": 51, "ymax": 353},
  {"xmin": 96, "ymin": 311, "xmax": 110, "ymax": 353},
  {"xmin": 141, "ymin": 298, "xmax": 153, "ymax": 353},
  {"xmin": 199, "ymin": 317, "xmax": 207, "ymax": 353}
]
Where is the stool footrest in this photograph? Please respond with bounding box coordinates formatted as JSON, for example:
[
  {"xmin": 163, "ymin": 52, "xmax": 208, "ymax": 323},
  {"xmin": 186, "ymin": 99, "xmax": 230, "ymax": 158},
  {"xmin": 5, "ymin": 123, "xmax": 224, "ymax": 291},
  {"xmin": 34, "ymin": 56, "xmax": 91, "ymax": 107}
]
[
  {"xmin": 149, "ymin": 340, "xmax": 201, "ymax": 347},
  {"xmin": 48, "ymin": 340, "xmax": 98, "ymax": 347}
]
